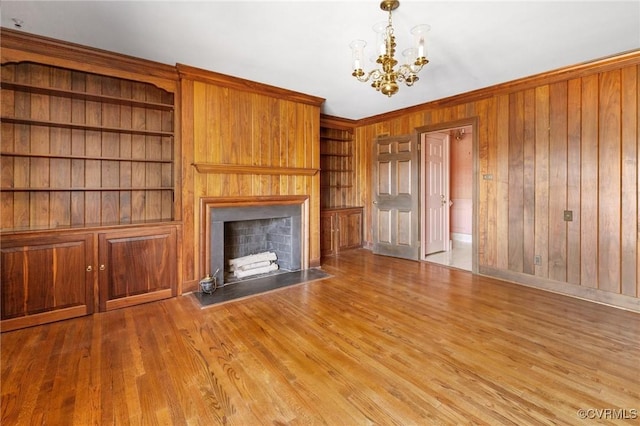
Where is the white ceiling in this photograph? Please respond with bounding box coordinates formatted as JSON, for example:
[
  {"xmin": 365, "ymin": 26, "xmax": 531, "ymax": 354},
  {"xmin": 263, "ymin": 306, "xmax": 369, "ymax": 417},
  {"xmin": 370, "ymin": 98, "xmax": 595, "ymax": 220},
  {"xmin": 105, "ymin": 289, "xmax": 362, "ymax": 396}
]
[{"xmin": 1, "ymin": 1, "xmax": 639, "ymax": 120}]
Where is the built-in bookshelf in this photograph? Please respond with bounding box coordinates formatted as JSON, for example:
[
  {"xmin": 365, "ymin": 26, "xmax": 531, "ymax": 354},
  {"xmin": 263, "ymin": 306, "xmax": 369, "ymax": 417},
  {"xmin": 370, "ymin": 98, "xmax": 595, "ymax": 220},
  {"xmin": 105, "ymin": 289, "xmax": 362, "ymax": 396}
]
[
  {"xmin": 1, "ymin": 62, "xmax": 176, "ymax": 230},
  {"xmin": 320, "ymin": 126, "xmax": 354, "ymax": 208}
]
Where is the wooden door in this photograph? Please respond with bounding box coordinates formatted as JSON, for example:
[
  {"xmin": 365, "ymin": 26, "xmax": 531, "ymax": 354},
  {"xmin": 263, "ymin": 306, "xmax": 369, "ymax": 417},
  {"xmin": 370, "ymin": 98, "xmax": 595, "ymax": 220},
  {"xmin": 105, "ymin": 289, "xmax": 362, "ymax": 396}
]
[
  {"xmin": 99, "ymin": 226, "xmax": 177, "ymax": 311},
  {"xmin": 424, "ymin": 132, "xmax": 451, "ymax": 255},
  {"xmin": 372, "ymin": 134, "xmax": 420, "ymax": 260}
]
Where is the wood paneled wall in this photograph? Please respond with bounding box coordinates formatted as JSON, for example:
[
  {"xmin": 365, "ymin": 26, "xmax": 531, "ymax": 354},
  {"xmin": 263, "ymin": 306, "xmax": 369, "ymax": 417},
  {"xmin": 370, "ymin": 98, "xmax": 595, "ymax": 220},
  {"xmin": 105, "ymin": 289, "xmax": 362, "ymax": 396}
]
[
  {"xmin": 353, "ymin": 51, "xmax": 640, "ymax": 310},
  {"xmin": 178, "ymin": 65, "xmax": 324, "ymax": 291}
]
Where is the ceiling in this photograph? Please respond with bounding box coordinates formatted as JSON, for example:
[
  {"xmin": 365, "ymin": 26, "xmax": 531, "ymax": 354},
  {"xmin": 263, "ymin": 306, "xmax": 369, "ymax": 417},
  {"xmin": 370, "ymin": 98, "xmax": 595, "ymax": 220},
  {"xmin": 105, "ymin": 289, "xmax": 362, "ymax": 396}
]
[{"xmin": 1, "ymin": 1, "xmax": 639, "ymax": 120}]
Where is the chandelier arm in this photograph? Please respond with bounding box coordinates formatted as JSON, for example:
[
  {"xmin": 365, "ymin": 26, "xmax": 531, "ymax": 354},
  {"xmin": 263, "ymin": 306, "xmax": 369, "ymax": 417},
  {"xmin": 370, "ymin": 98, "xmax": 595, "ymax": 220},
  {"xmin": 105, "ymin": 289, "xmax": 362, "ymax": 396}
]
[
  {"xmin": 353, "ymin": 69, "xmax": 383, "ymax": 83},
  {"xmin": 397, "ymin": 63, "xmax": 424, "ymax": 78}
]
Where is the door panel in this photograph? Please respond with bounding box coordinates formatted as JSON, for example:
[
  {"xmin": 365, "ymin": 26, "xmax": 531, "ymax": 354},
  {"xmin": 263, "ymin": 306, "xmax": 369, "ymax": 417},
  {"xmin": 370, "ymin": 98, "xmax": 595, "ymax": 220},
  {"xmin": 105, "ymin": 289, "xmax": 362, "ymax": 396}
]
[
  {"xmin": 338, "ymin": 210, "xmax": 363, "ymax": 250},
  {"xmin": 397, "ymin": 210, "xmax": 414, "ymax": 246},
  {"xmin": 99, "ymin": 226, "xmax": 176, "ymax": 311},
  {"xmin": 377, "ymin": 208, "xmax": 392, "ymax": 244},
  {"xmin": 320, "ymin": 211, "xmax": 336, "ymax": 256},
  {"xmin": 1, "ymin": 233, "xmax": 94, "ymax": 331},
  {"xmin": 372, "ymin": 134, "xmax": 419, "ymax": 260},
  {"xmin": 378, "ymin": 161, "xmax": 392, "ymax": 194}
]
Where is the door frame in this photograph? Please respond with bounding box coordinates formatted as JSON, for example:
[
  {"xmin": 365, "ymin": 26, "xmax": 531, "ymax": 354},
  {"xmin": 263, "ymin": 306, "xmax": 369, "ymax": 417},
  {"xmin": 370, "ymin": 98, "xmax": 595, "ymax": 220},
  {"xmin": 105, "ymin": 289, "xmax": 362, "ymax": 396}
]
[{"xmin": 417, "ymin": 117, "xmax": 479, "ymax": 273}]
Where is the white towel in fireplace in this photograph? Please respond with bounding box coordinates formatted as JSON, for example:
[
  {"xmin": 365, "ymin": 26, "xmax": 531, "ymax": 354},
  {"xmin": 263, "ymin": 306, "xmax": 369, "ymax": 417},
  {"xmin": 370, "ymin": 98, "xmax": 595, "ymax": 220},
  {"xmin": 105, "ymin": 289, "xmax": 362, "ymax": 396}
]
[
  {"xmin": 229, "ymin": 251, "xmax": 279, "ymax": 278},
  {"xmin": 233, "ymin": 262, "xmax": 279, "ymax": 278},
  {"xmin": 229, "ymin": 251, "xmax": 277, "ymax": 269}
]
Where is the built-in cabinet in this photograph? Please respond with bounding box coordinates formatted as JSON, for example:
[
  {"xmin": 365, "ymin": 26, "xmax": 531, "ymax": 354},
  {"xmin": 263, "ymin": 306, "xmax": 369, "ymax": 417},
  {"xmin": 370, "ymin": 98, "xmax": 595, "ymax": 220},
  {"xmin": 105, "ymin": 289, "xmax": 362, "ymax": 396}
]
[
  {"xmin": 0, "ymin": 28, "xmax": 181, "ymax": 331},
  {"xmin": 0, "ymin": 225, "xmax": 178, "ymax": 332},
  {"xmin": 0, "ymin": 231, "xmax": 94, "ymax": 331},
  {"xmin": 320, "ymin": 207, "xmax": 363, "ymax": 257},
  {"xmin": 99, "ymin": 225, "xmax": 177, "ymax": 312}
]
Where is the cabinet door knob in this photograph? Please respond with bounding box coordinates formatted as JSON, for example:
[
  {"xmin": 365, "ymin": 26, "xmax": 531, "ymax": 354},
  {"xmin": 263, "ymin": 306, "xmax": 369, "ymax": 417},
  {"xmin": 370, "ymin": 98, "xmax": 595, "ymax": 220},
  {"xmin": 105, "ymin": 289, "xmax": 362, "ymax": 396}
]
[
  {"xmin": 99, "ymin": 264, "xmax": 106, "ymax": 271},
  {"xmin": 86, "ymin": 265, "xmax": 93, "ymax": 272}
]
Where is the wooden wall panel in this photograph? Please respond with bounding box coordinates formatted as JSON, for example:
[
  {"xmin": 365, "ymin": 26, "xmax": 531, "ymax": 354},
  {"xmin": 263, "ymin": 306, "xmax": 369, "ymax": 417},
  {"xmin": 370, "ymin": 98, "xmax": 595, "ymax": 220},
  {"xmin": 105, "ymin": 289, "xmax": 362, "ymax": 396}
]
[
  {"xmin": 566, "ymin": 79, "xmax": 582, "ymax": 285},
  {"xmin": 12, "ymin": 75, "xmax": 30, "ymax": 229},
  {"xmin": 30, "ymin": 64, "xmax": 51, "ymax": 228},
  {"xmin": 621, "ymin": 66, "xmax": 638, "ymax": 297},
  {"xmin": 548, "ymin": 82, "xmax": 568, "ymax": 283},
  {"xmin": 70, "ymin": 73, "xmax": 86, "ymax": 226},
  {"xmin": 49, "ymin": 67, "xmax": 72, "ymax": 228},
  {"xmin": 495, "ymin": 95, "xmax": 510, "ymax": 271},
  {"xmin": 522, "ymin": 89, "xmax": 536, "ymax": 275},
  {"xmin": 477, "ymin": 99, "xmax": 495, "ymax": 267},
  {"xmin": 534, "ymin": 85, "xmax": 550, "ymax": 278},
  {"xmin": 508, "ymin": 92, "xmax": 524, "ymax": 273},
  {"xmin": 598, "ymin": 70, "xmax": 622, "ymax": 294},
  {"xmin": 580, "ymin": 74, "xmax": 599, "ymax": 288},
  {"xmin": 1, "ymin": 65, "xmax": 15, "ymax": 230},
  {"xmin": 179, "ymin": 67, "xmax": 323, "ymax": 291},
  {"xmin": 353, "ymin": 52, "xmax": 640, "ymax": 311}
]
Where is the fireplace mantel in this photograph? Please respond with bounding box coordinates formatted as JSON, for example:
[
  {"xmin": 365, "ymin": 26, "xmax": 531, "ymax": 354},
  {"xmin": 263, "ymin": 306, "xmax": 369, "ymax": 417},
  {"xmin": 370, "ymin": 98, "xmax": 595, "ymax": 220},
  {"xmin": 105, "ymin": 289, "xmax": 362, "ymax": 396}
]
[{"xmin": 192, "ymin": 163, "xmax": 319, "ymax": 176}]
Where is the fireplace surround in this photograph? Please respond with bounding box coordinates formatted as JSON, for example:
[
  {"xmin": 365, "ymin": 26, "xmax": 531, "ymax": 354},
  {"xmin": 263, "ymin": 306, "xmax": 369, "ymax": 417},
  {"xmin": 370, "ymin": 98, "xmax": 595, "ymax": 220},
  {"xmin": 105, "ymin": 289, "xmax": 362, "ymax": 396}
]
[{"xmin": 200, "ymin": 196, "xmax": 309, "ymax": 286}]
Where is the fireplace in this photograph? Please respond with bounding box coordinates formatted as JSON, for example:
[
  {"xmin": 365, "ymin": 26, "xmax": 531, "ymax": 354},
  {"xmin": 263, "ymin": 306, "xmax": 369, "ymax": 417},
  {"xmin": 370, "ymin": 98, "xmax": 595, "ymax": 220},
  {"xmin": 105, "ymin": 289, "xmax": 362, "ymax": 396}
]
[{"xmin": 200, "ymin": 196, "xmax": 309, "ymax": 286}]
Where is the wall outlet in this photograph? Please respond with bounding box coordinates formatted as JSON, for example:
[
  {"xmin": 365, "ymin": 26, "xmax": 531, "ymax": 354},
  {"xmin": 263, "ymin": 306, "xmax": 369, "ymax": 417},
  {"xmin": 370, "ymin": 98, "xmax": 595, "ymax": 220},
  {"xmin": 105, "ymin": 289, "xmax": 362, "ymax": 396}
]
[
  {"xmin": 564, "ymin": 210, "xmax": 573, "ymax": 221},
  {"xmin": 534, "ymin": 255, "xmax": 542, "ymax": 266}
]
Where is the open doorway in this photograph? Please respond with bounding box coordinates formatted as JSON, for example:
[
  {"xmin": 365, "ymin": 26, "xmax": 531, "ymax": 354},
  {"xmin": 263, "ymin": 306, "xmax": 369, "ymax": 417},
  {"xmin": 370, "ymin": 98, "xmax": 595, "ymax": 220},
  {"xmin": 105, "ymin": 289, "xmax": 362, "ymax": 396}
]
[{"xmin": 420, "ymin": 122, "xmax": 475, "ymax": 272}]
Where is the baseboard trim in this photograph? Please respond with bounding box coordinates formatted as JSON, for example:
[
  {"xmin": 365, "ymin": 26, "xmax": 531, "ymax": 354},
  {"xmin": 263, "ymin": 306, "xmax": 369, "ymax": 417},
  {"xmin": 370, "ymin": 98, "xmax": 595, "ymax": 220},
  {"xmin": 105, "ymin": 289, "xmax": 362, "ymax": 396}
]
[{"xmin": 479, "ymin": 265, "xmax": 640, "ymax": 313}]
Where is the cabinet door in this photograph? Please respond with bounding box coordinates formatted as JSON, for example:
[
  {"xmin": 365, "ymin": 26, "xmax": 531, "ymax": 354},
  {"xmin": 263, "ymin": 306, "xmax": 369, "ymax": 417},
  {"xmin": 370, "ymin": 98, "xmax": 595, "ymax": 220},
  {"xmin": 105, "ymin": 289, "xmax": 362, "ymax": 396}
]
[
  {"xmin": 1, "ymin": 233, "xmax": 94, "ymax": 331},
  {"xmin": 338, "ymin": 209, "xmax": 363, "ymax": 250},
  {"xmin": 320, "ymin": 212, "xmax": 337, "ymax": 257},
  {"xmin": 99, "ymin": 226, "xmax": 177, "ymax": 311}
]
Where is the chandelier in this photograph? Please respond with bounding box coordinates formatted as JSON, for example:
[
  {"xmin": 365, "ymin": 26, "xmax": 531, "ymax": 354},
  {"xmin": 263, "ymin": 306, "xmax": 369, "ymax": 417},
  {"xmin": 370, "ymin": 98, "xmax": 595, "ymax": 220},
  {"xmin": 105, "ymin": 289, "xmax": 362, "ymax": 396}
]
[{"xmin": 350, "ymin": 0, "xmax": 429, "ymax": 97}]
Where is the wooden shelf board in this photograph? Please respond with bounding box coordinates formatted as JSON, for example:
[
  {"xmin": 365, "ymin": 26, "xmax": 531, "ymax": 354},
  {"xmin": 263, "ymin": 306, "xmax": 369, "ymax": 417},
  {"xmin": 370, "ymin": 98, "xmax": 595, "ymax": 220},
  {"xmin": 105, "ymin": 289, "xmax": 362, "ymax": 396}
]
[
  {"xmin": 2, "ymin": 187, "xmax": 174, "ymax": 191},
  {"xmin": 1, "ymin": 151, "xmax": 172, "ymax": 163},
  {"xmin": 1, "ymin": 82, "xmax": 174, "ymax": 111},
  {"xmin": 320, "ymin": 136, "xmax": 353, "ymax": 142},
  {"xmin": 1, "ymin": 117, "xmax": 174, "ymax": 137}
]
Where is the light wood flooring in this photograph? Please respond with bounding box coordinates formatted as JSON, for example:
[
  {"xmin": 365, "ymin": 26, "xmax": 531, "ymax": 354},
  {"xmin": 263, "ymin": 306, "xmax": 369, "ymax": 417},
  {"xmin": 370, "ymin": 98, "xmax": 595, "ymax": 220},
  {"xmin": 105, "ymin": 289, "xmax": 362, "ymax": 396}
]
[{"xmin": 2, "ymin": 249, "xmax": 639, "ymax": 425}]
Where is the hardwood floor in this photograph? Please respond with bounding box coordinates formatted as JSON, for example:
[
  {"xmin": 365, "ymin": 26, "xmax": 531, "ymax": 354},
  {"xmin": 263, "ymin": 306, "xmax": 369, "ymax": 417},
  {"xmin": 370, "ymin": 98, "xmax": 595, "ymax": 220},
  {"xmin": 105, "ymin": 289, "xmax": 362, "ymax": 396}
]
[{"xmin": 2, "ymin": 249, "xmax": 639, "ymax": 425}]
